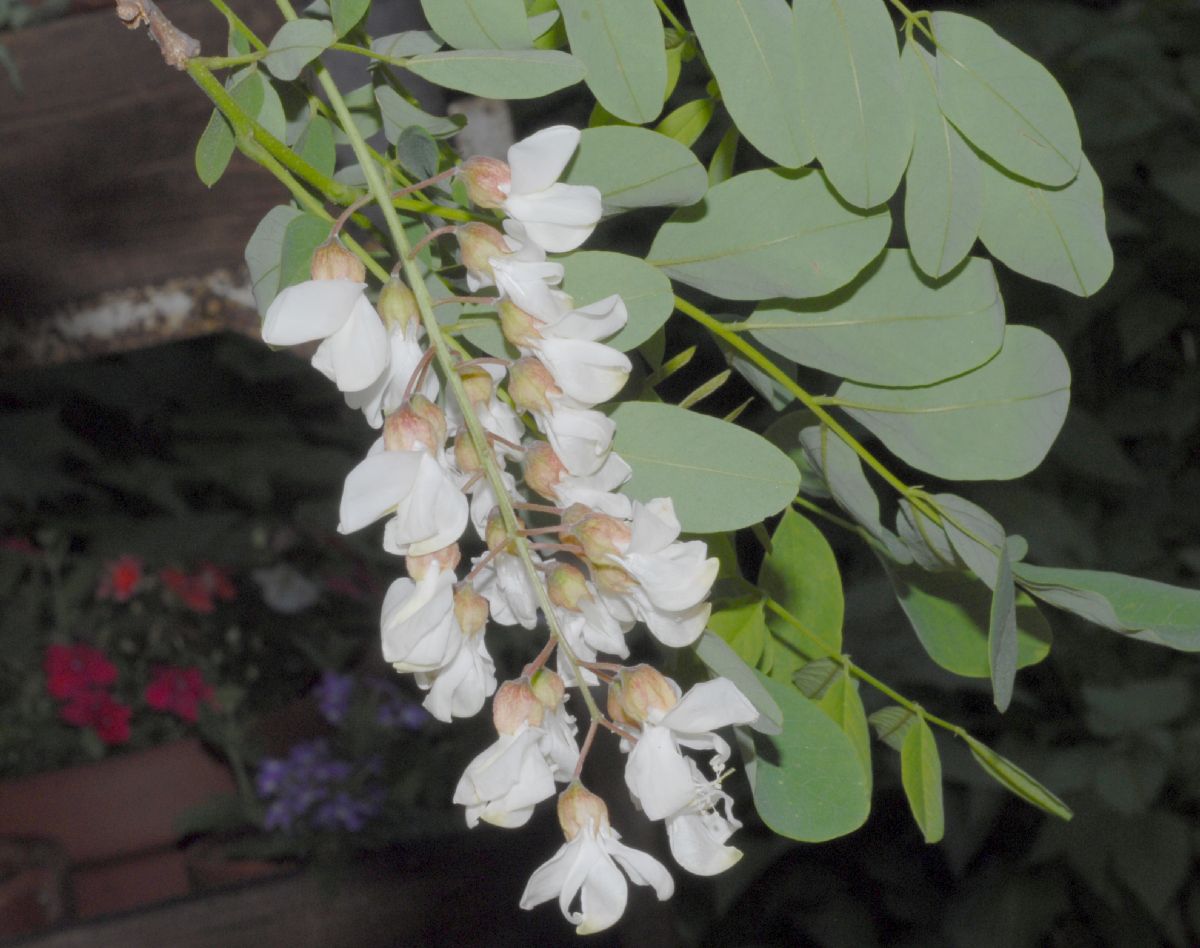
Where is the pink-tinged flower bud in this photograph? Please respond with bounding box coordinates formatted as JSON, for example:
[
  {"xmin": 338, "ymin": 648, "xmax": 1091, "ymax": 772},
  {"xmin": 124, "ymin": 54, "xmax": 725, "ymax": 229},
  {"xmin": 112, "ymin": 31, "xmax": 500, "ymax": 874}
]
[
  {"xmin": 459, "ymin": 156, "xmax": 511, "ymax": 209},
  {"xmin": 458, "ymin": 366, "xmax": 495, "ymax": 408},
  {"xmin": 563, "ymin": 509, "xmax": 631, "ymax": 563},
  {"xmin": 406, "ymin": 543, "xmax": 462, "ymax": 580},
  {"xmin": 529, "ymin": 667, "xmax": 566, "ymax": 709},
  {"xmin": 509, "ymin": 357, "xmax": 560, "ymax": 415},
  {"xmin": 593, "ymin": 562, "xmax": 635, "ymax": 596},
  {"xmin": 310, "ymin": 237, "xmax": 365, "ymax": 282},
  {"xmin": 522, "ymin": 440, "xmax": 565, "ymax": 501},
  {"xmin": 409, "ymin": 394, "xmax": 447, "ymax": 448},
  {"xmin": 384, "ymin": 401, "xmax": 439, "ymax": 454},
  {"xmin": 493, "ymin": 678, "xmax": 544, "ymax": 734},
  {"xmin": 456, "ymin": 223, "xmax": 511, "ymax": 281},
  {"xmin": 498, "ymin": 299, "xmax": 543, "ymax": 349},
  {"xmin": 547, "ymin": 562, "xmax": 591, "ymax": 611},
  {"xmin": 454, "ymin": 585, "xmax": 489, "ymax": 637},
  {"xmin": 377, "ymin": 278, "xmax": 419, "ymax": 334},
  {"xmin": 484, "ymin": 512, "xmax": 512, "ymax": 553},
  {"xmin": 557, "ymin": 782, "xmax": 610, "ymax": 840},
  {"xmin": 607, "ymin": 664, "xmax": 677, "ymax": 727},
  {"xmin": 454, "ymin": 430, "xmax": 484, "ymax": 475}
]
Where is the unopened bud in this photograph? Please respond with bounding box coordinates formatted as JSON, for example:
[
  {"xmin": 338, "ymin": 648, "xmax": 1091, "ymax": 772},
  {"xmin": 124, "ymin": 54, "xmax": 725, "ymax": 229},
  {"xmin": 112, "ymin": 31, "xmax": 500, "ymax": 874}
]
[
  {"xmin": 409, "ymin": 394, "xmax": 447, "ymax": 448},
  {"xmin": 529, "ymin": 667, "xmax": 566, "ymax": 709},
  {"xmin": 547, "ymin": 563, "xmax": 591, "ymax": 611},
  {"xmin": 458, "ymin": 366, "xmax": 495, "ymax": 408},
  {"xmin": 557, "ymin": 782, "xmax": 609, "ymax": 840},
  {"xmin": 456, "ymin": 223, "xmax": 511, "ymax": 281},
  {"xmin": 310, "ymin": 237, "xmax": 365, "ymax": 282},
  {"xmin": 384, "ymin": 401, "xmax": 439, "ymax": 454},
  {"xmin": 406, "ymin": 543, "xmax": 461, "ymax": 581},
  {"xmin": 593, "ymin": 562, "xmax": 636, "ymax": 596},
  {"xmin": 493, "ymin": 678, "xmax": 544, "ymax": 734},
  {"xmin": 563, "ymin": 509, "xmax": 631, "ymax": 563},
  {"xmin": 509, "ymin": 357, "xmax": 560, "ymax": 415},
  {"xmin": 498, "ymin": 299, "xmax": 543, "ymax": 349},
  {"xmin": 484, "ymin": 512, "xmax": 512, "ymax": 553},
  {"xmin": 522, "ymin": 440, "xmax": 566, "ymax": 502},
  {"xmin": 607, "ymin": 664, "xmax": 677, "ymax": 727},
  {"xmin": 454, "ymin": 585, "xmax": 489, "ymax": 637},
  {"xmin": 378, "ymin": 278, "xmax": 419, "ymax": 333},
  {"xmin": 454, "ymin": 430, "xmax": 484, "ymax": 475},
  {"xmin": 459, "ymin": 156, "xmax": 511, "ymax": 209}
]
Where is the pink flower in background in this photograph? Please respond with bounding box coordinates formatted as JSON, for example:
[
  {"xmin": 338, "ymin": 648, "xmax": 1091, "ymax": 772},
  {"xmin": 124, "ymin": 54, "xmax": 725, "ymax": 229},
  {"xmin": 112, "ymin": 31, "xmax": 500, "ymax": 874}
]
[
  {"xmin": 43, "ymin": 643, "xmax": 118, "ymax": 701},
  {"xmin": 58, "ymin": 690, "xmax": 132, "ymax": 745},
  {"xmin": 96, "ymin": 554, "xmax": 145, "ymax": 602},
  {"xmin": 144, "ymin": 665, "xmax": 216, "ymax": 723}
]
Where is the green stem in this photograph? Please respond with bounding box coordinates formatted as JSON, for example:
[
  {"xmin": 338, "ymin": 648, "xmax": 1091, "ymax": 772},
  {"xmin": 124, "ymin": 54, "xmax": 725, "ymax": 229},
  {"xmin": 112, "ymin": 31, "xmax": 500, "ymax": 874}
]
[
  {"xmin": 331, "ymin": 41, "xmax": 410, "ymax": 69},
  {"xmin": 674, "ymin": 296, "xmax": 941, "ymax": 524},
  {"xmin": 654, "ymin": 0, "xmax": 689, "ymax": 36},
  {"xmin": 284, "ymin": 5, "xmax": 601, "ymax": 723},
  {"xmin": 207, "ymin": 0, "xmax": 267, "ymax": 52},
  {"xmin": 191, "ymin": 52, "xmax": 265, "ymax": 69},
  {"xmin": 884, "ymin": 0, "xmax": 937, "ymax": 44}
]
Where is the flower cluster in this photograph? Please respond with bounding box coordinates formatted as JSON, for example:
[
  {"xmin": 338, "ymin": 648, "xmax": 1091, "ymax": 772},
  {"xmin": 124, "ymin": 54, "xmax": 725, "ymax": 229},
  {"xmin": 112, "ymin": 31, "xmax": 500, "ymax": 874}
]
[
  {"xmin": 144, "ymin": 665, "xmax": 216, "ymax": 723},
  {"xmin": 261, "ymin": 125, "xmax": 756, "ymax": 932},
  {"xmin": 255, "ymin": 738, "xmax": 385, "ymax": 834},
  {"xmin": 159, "ymin": 562, "xmax": 237, "ymax": 614},
  {"xmin": 44, "ymin": 643, "xmax": 130, "ymax": 745}
]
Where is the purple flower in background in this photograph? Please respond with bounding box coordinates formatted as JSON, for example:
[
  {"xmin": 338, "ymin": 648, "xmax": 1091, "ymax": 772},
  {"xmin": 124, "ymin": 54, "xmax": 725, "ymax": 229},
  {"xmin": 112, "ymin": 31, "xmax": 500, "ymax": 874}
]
[
  {"xmin": 368, "ymin": 676, "xmax": 431, "ymax": 731},
  {"xmin": 254, "ymin": 737, "xmax": 384, "ymax": 836},
  {"xmin": 312, "ymin": 671, "xmax": 355, "ymax": 725}
]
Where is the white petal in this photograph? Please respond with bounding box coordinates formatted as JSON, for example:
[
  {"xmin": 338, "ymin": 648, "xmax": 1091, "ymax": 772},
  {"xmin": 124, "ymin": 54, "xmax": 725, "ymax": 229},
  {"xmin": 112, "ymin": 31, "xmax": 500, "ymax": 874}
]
[
  {"xmin": 548, "ymin": 294, "xmax": 629, "ymax": 343},
  {"xmin": 626, "ymin": 498, "xmax": 682, "ymax": 554},
  {"xmin": 383, "ymin": 454, "xmax": 470, "ymax": 556},
  {"xmin": 507, "ymin": 125, "xmax": 580, "ymax": 195},
  {"xmin": 605, "ymin": 835, "xmax": 675, "ymax": 901},
  {"xmin": 639, "ymin": 598, "xmax": 711, "ymax": 648},
  {"xmin": 417, "ymin": 635, "xmax": 496, "ymax": 722},
  {"xmin": 261, "ymin": 279, "xmax": 364, "ymax": 346},
  {"xmin": 520, "ymin": 836, "xmax": 580, "ymax": 910},
  {"xmin": 337, "ymin": 450, "xmax": 423, "ymax": 534},
  {"xmin": 310, "ymin": 294, "xmax": 390, "ymax": 392},
  {"xmin": 574, "ymin": 845, "xmax": 629, "ymax": 935},
  {"xmin": 661, "ymin": 678, "xmax": 760, "ymax": 734},
  {"xmin": 618, "ymin": 543, "xmax": 718, "ymax": 613},
  {"xmin": 505, "ymin": 184, "xmax": 602, "ymax": 253},
  {"xmin": 666, "ymin": 810, "xmax": 742, "ymax": 876},
  {"xmin": 538, "ymin": 338, "xmax": 631, "ymax": 406},
  {"xmin": 380, "ymin": 570, "xmax": 461, "ymax": 672},
  {"xmin": 541, "ymin": 406, "xmax": 616, "ymax": 476},
  {"xmin": 626, "ymin": 725, "xmax": 695, "ymax": 820}
]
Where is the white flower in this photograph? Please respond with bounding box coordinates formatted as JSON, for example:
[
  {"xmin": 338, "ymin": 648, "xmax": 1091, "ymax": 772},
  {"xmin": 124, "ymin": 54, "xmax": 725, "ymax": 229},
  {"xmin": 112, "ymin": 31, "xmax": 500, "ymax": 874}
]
[
  {"xmin": 343, "ymin": 322, "xmax": 438, "ymax": 428},
  {"xmin": 492, "ymin": 254, "xmax": 566, "ymax": 321},
  {"xmin": 520, "ymin": 799, "xmax": 673, "ymax": 935},
  {"xmin": 501, "ymin": 127, "xmax": 601, "ymax": 253},
  {"xmin": 473, "ymin": 548, "xmax": 541, "ymax": 629},
  {"xmin": 453, "ymin": 725, "xmax": 558, "ymax": 828},
  {"xmin": 663, "ymin": 762, "xmax": 743, "ymax": 877},
  {"xmin": 415, "ymin": 630, "xmax": 497, "ymax": 722},
  {"xmin": 338, "ymin": 446, "xmax": 469, "ymax": 557},
  {"xmin": 537, "ymin": 337, "xmax": 631, "ymax": 407},
  {"xmin": 554, "ymin": 596, "xmax": 631, "ymax": 688},
  {"xmin": 554, "ymin": 452, "xmax": 634, "ymax": 518},
  {"xmin": 379, "ymin": 567, "xmax": 462, "ymax": 673},
  {"xmin": 539, "ymin": 699, "xmax": 581, "ymax": 781},
  {"xmin": 262, "ymin": 279, "xmax": 389, "ymax": 393},
  {"xmin": 535, "ymin": 403, "xmax": 617, "ymax": 477}
]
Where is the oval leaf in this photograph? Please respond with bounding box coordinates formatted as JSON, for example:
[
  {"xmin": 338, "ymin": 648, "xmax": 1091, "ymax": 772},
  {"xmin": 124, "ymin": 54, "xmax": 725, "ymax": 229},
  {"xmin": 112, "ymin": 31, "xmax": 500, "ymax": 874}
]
[
  {"xmin": 404, "ymin": 49, "xmax": 584, "ymax": 99},
  {"xmin": 901, "ymin": 42, "xmax": 984, "ymax": 278},
  {"xmin": 654, "ymin": 98, "xmax": 714, "ymax": 148},
  {"xmin": 683, "ymin": 0, "xmax": 812, "ymax": 167},
  {"xmin": 331, "ymin": 0, "xmax": 369, "ymax": 37},
  {"xmin": 419, "ymin": 0, "xmax": 532, "ymax": 50},
  {"xmin": 648, "ymin": 169, "xmax": 891, "ymax": 301},
  {"xmin": 747, "ymin": 672, "xmax": 871, "ymax": 842},
  {"xmin": 694, "ymin": 630, "xmax": 783, "ymax": 735},
  {"xmin": 245, "ymin": 206, "xmax": 302, "ymax": 315},
  {"xmin": 795, "ymin": 0, "xmax": 913, "ymax": 208},
  {"xmin": 264, "ymin": 19, "xmax": 335, "ymax": 81},
  {"xmin": 376, "ymin": 87, "xmax": 465, "ymax": 140},
  {"xmin": 933, "ymin": 11, "xmax": 1082, "ymax": 186},
  {"xmin": 563, "ymin": 126, "xmax": 707, "ymax": 213},
  {"xmin": 979, "ymin": 154, "xmax": 1113, "ymax": 298},
  {"xmin": 759, "ymin": 510, "xmax": 844, "ymax": 654},
  {"xmin": 988, "ymin": 548, "xmax": 1019, "ymax": 712},
  {"xmin": 815, "ymin": 670, "xmax": 873, "ymax": 794},
  {"xmin": 835, "ymin": 325, "xmax": 1071, "ymax": 481},
  {"xmin": 964, "ymin": 735, "xmax": 1072, "ymax": 820},
  {"xmin": 560, "ymin": 251, "xmax": 674, "ymax": 352},
  {"xmin": 610, "ymin": 402, "xmax": 800, "ymax": 533},
  {"xmin": 746, "ymin": 251, "xmax": 1005, "ymax": 387},
  {"xmin": 558, "ymin": 0, "xmax": 666, "ymax": 123},
  {"xmin": 901, "ymin": 718, "xmax": 944, "ymax": 843}
]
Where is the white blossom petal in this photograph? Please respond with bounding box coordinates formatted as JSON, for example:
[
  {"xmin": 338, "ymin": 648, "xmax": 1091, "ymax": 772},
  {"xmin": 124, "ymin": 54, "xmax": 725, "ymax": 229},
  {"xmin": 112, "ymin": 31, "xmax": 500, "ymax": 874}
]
[
  {"xmin": 507, "ymin": 125, "xmax": 581, "ymax": 194},
  {"xmin": 261, "ymin": 279, "xmax": 364, "ymax": 346},
  {"xmin": 625, "ymin": 724, "xmax": 695, "ymax": 820},
  {"xmin": 416, "ymin": 632, "xmax": 496, "ymax": 722},
  {"xmin": 382, "ymin": 454, "xmax": 470, "ymax": 556},
  {"xmin": 337, "ymin": 451, "xmax": 424, "ymax": 535},
  {"xmin": 310, "ymin": 294, "xmax": 390, "ymax": 392},
  {"xmin": 380, "ymin": 569, "xmax": 461, "ymax": 672},
  {"xmin": 505, "ymin": 184, "xmax": 602, "ymax": 253}
]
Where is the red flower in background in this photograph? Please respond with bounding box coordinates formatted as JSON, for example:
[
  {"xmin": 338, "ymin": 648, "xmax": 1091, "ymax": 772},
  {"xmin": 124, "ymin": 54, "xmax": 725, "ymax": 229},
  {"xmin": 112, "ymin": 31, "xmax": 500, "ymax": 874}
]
[
  {"xmin": 196, "ymin": 562, "xmax": 237, "ymax": 602},
  {"xmin": 44, "ymin": 643, "xmax": 118, "ymax": 701},
  {"xmin": 144, "ymin": 665, "xmax": 216, "ymax": 723},
  {"xmin": 59, "ymin": 691, "xmax": 132, "ymax": 745},
  {"xmin": 96, "ymin": 554, "xmax": 144, "ymax": 602},
  {"xmin": 160, "ymin": 563, "xmax": 236, "ymax": 613}
]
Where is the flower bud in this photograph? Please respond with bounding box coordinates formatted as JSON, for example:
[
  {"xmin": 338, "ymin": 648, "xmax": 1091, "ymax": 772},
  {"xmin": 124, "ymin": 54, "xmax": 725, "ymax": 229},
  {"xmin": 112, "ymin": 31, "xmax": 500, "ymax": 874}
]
[
  {"xmin": 562, "ymin": 508, "xmax": 631, "ymax": 563},
  {"xmin": 459, "ymin": 156, "xmax": 511, "ymax": 209},
  {"xmin": 493, "ymin": 678, "xmax": 544, "ymax": 734},
  {"xmin": 310, "ymin": 237, "xmax": 365, "ymax": 283},
  {"xmin": 377, "ymin": 278, "xmax": 419, "ymax": 334},
  {"xmin": 384, "ymin": 401, "xmax": 439, "ymax": 454},
  {"xmin": 498, "ymin": 299, "xmax": 543, "ymax": 349},
  {"xmin": 607, "ymin": 664, "xmax": 677, "ymax": 728},
  {"xmin": 455, "ymin": 223, "xmax": 511, "ymax": 281},
  {"xmin": 409, "ymin": 394, "xmax": 447, "ymax": 448},
  {"xmin": 522, "ymin": 441, "xmax": 565, "ymax": 502},
  {"xmin": 593, "ymin": 562, "xmax": 635, "ymax": 596},
  {"xmin": 529, "ymin": 667, "xmax": 565, "ymax": 709},
  {"xmin": 454, "ymin": 430, "xmax": 484, "ymax": 475},
  {"xmin": 458, "ymin": 366, "xmax": 495, "ymax": 408},
  {"xmin": 453, "ymin": 585, "xmax": 489, "ymax": 637},
  {"xmin": 484, "ymin": 512, "xmax": 512, "ymax": 554},
  {"xmin": 547, "ymin": 563, "xmax": 591, "ymax": 612},
  {"xmin": 406, "ymin": 543, "xmax": 461, "ymax": 581},
  {"xmin": 557, "ymin": 782, "xmax": 609, "ymax": 840},
  {"xmin": 509, "ymin": 357, "xmax": 560, "ymax": 415}
]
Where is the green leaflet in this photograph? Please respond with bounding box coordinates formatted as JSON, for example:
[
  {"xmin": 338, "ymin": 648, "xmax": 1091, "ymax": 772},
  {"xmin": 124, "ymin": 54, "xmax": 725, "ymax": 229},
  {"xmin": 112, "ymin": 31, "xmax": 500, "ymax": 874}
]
[
  {"xmin": 609, "ymin": 402, "xmax": 800, "ymax": 533},
  {"xmin": 562, "ymin": 126, "xmax": 707, "ymax": 213},
  {"xmin": 693, "ymin": 631, "xmax": 783, "ymax": 735},
  {"xmin": 277, "ymin": 214, "xmax": 331, "ymax": 293},
  {"xmin": 900, "ymin": 42, "xmax": 984, "ymax": 279},
  {"xmin": 264, "ymin": 19, "xmax": 335, "ymax": 81},
  {"xmin": 933, "ymin": 11, "xmax": 1082, "ymax": 186},
  {"xmin": 759, "ymin": 510, "xmax": 844, "ymax": 654},
  {"xmin": 559, "ymin": 251, "xmax": 674, "ymax": 352},
  {"xmin": 683, "ymin": 0, "xmax": 812, "ymax": 168},
  {"xmin": 744, "ymin": 672, "xmax": 871, "ymax": 842},
  {"xmin": 936, "ymin": 493, "xmax": 1009, "ymax": 587},
  {"xmin": 835, "ymin": 325, "xmax": 1071, "ymax": 481},
  {"xmin": 708, "ymin": 598, "xmax": 768, "ymax": 668},
  {"xmin": 295, "ymin": 114, "xmax": 336, "ymax": 178},
  {"xmin": 654, "ymin": 99, "xmax": 714, "ymax": 148},
  {"xmin": 988, "ymin": 546, "xmax": 1018, "ymax": 712},
  {"xmin": 746, "ymin": 251, "xmax": 1005, "ymax": 387},
  {"xmin": 900, "ymin": 718, "xmax": 945, "ymax": 844},
  {"xmin": 245, "ymin": 206, "xmax": 303, "ymax": 315},
  {"xmin": 195, "ymin": 71, "xmax": 266, "ymax": 188},
  {"xmin": 814, "ymin": 669, "xmax": 873, "ymax": 795},
  {"xmin": 979, "ymin": 154, "xmax": 1114, "ymax": 298},
  {"xmin": 794, "ymin": 0, "xmax": 913, "ymax": 208},
  {"xmin": 963, "ymin": 735, "xmax": 1072, "ymax": 820},
  {"xmin": 403, "ymin": 49, "xmax": 584, "ymax": 99},
  {"xmin": 868, "ymin": 705, "xmax": 916, "ymax": 752},
  {"xmin": 647, "ymin": 169, "xmax": 890, "ymax": 301},
  {"xmin": 331, "ymin": 0, "xmax": 369, "ymax": 37},
  {"xmin": 375, "ymin": 87, "xmax": 466, "ymax": 140},
  {"xmin": 419, "ymin": 0, "xmax": 532, "ymax": 50},
  {"xmin": 558, "ymin": 0, "xmax": 666, "ymax": 124},
  {"xmin": 1013, "ymin": 564, "xmax": 1200, "ymax": 652},
  {"xmin": 371, "ymin": 31, "xmax": 442, "ymax": 58},
  {"xmin": 883, "ymin": 560, "xmax": 1053, "ymax": 678}
]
